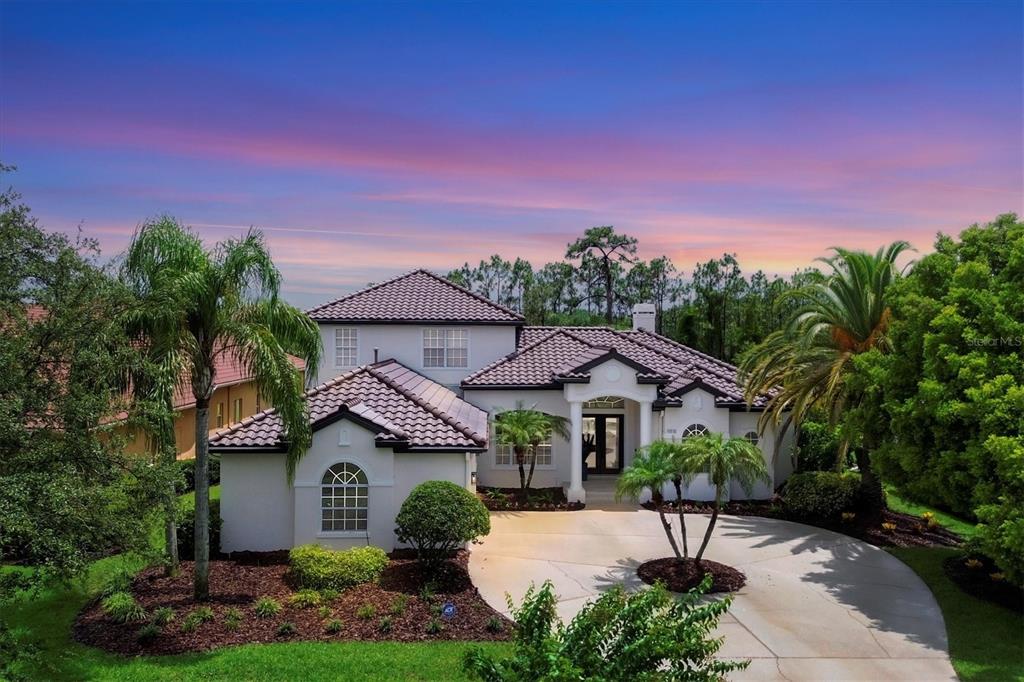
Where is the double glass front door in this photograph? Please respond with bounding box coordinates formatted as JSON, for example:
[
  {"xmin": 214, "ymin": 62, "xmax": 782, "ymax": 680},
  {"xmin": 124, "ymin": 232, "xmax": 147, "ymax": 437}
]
[{"xmin": 582, "ymin": 415, "xmax": 623, "ymax": 474}]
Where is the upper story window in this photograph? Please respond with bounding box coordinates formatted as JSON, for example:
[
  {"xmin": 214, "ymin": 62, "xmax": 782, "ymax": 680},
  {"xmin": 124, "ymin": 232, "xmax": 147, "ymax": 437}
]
[
  {"xmin": 232, "ymin": 397, "xmax": 243, "ymax": 424},
  {"xmin": 423, "ymin": 328, "xmax": 468, "ymax": 368},
  {"xmin": 334, "ymin": 328, "xmax": 358, "ymax": 367},
  {"xmin": 216, "ymin": 402, "xmax": 225, "ymax": 428}
]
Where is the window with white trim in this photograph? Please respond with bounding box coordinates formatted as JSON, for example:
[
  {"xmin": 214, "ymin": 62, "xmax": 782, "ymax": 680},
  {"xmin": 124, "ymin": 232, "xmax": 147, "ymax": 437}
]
[
  {"xmin": 682, "ymin": 423, "xmax": 709, "ymax": 439},
  {"xmin": 743, "ymin": 430, "xmax": 760, "ymax": 446},
  {"xmin": 423, "ymin": 328, "xmax": 468, "ymax": 368},
  {"xmin": 321, "ymin": 463, "xmax": 368, "ymax": 532},
  {"xmin": 334, "ymin": 328, "xmax": 358, "ymax": 367},
  {"xmin": 495, "ymin": 439, "xmax": 552, "ymax": 467}
]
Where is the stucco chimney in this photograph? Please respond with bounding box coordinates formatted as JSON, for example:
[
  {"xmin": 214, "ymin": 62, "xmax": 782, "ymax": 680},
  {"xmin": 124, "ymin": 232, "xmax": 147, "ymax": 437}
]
[{"xmin": 632, "ymin": 303, "xmax": 656, "ymax": 331}]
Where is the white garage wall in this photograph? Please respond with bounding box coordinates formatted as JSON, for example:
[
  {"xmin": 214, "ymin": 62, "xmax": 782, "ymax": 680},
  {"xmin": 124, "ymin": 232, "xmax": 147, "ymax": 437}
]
[
  {"xmin": 220, "ymin": 451, "xmax": 294, "ymax": 552},
  {"xmin": 221, "ymin": 418, "xmax": 473, "ymax": 553}
]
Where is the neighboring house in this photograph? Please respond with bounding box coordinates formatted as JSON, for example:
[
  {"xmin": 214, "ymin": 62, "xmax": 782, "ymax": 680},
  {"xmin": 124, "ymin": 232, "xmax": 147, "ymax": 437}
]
[
  {"xmin": 119, "ymin": 352, "xmax": 306, "ymax": 459},
  {"xmin": 211, "ymin": 270, "xmax": 792, "ymax": 552}
]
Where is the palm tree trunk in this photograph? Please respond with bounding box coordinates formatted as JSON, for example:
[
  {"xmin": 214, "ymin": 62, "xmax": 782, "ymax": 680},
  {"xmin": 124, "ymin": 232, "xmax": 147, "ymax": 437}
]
[
  {"xmin": 694, "ymin": 490, "xmax": 721, "ymax": 563},
  {"xmin": 855, "ymin": 448, "xmax": 885, "ymax": 523},
  {"xmin": 193, "ymin": 397, "xmax": 211, "ymax": 601},
  {"xmin": 515, "ymin": 448, "xmax": 527, "ymax": 490},
  {"xmin": 525, "ymin": 449, "xmax": 538, "ymax": 490},
  {"xmin": 672, "ymin": 477, "xmax": 689, "ymax": 558},
  {"xmin": 653, "ymin": 494, "xmax": 682, "ymax": 560}
]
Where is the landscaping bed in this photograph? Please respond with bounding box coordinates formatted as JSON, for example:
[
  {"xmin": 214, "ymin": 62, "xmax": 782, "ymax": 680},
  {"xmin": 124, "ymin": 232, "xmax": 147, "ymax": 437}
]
[
  {"xmin": 74, "ymin": 550, "xmax": 511, "ymax": 655},
  {"xmin": 644, "ymin": 499, "xmax": 963, "ymax": 549},
  {"xmin": 478, "ymin": 485, "xmax": 584, "ymax": 511},
  {"xmin": 944, "ymin": 554, "xmax": 1023, "ymax": 612},
  {"xmin": 637, "ymin": 558, "xmax": 745, "ymax": 594}
]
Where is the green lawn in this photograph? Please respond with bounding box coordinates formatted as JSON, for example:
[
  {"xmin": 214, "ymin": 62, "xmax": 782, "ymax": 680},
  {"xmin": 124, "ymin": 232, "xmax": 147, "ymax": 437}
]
[
  {"xmin": 890, "ymin": 547, "xmax": 1022, "ymax": 682},
  {"xmin": 885, "ymin": 486, "xmax": 979, "ymax": 539},
  {"xmin": 2, "ymin": 485, "xmax": 504, "ymax": 680}
]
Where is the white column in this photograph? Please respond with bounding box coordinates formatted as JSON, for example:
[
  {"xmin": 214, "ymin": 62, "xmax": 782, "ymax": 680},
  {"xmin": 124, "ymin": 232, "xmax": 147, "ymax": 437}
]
[
  {"xmin": 639, "ymin": 400, "xmax": 653, "ymax": 449},
  {"xmin": 567, "ymin": 400, "xmax": 585, "ymax": 503}
]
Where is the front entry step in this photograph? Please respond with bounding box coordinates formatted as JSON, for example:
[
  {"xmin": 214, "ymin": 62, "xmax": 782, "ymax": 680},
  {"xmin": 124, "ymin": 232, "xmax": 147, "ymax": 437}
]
[{"xmin": 582, "ymin": 475, "xmax": 637, "ymax": 511}]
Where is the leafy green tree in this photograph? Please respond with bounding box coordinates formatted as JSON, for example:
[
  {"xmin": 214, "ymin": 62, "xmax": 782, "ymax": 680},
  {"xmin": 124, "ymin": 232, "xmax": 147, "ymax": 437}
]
[
  {"xmin": 121, "ymin": 217, "xmax": 321, "ymax": 600},
  {"xmin": 617, "ymin": 442, "xmax": 688, "ymax": 559},
  {"xmin": 494, "ymin": 404, "xmax": 569, "ymax": 490},
  {"xmin": 854, "ymin": 215, "xmax": 1023, "ymax": 581},
  {"xmin": 676, "ymin": 434, "xmax": 769, "ymax": 563},
  {"xmin": 0, "ymin": 171, "xmax": 163, "ymax": 675},
  {"xmin": 565, "ymin": 226, "xmax": 638, "ymax": 323},
  {"xmin": 740, "ymin": 242, "xmax": 911, "ymax": 519},
  {"xmin": 463, "ymin": 579, "xmax": 745, "ymax": 681}
]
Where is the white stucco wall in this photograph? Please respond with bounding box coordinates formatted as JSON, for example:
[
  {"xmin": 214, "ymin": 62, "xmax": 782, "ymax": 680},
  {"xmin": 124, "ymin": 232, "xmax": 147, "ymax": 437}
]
[
  {"xmin": 220, "ymin": 451, "xmax": 293, "ymax": 552},
  {"xmin": 315, "ymin": 323, "xmax": 517, "ymax": 389},
  {"xmin": 220, "ymin": 418, "xmax": 473, "ymax": 553}
]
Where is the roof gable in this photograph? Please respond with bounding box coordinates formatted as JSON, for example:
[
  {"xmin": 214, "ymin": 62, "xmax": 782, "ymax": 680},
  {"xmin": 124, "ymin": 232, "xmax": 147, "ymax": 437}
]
[
  {"xmin": 210, "ymin": 359, "xmax": 488, "ymax": 452},
  {"xmin": 307, "ymin": 270, "xmax": 524, "ymax": 325}
]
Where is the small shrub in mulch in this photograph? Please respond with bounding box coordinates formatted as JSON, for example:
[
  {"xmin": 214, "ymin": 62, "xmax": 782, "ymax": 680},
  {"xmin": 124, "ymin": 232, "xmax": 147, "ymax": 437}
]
[
  {"xmin": 637, "ymin": 558, "xmax": 746, "ymax": 593},
  {"xmin": 74, "ymin": 550, "xmax": 511, "ymax": 655},
  {"xmin": 478, "ymin": 486, "xmax": 584, "ymax": 511},
  {"xmin": 643, "ymin": 500, "xmax": 963, "ymax": 550},
  {"xmin": 944, "ymin": 554, "xmax": 1023, "ymax": 613}
]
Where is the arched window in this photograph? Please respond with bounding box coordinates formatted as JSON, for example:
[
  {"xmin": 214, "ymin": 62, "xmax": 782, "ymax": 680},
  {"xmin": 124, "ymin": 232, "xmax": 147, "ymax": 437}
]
[
  {"xmin": 743, "ymin": 431, "xmax": 760, "ymax": 446},
  {"xmin": 583, "ymin": 396, "xmax": 625, "ymax": 409},
  {"xmin": 321, "ymin": 463, "xmax": 368, "ymax": 532},
  {"xmin": 682, "ymin": 423, "xmax": 709, "ymax": 440}
]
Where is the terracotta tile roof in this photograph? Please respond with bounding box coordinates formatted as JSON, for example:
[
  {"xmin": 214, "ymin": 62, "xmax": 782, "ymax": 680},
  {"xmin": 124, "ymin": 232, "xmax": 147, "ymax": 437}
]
[
  {"xmin": 307, "ymin": 269, "xmax": 525, "ymax": 324},
  {"xmin": 171, "ymin": 351, "xmax": 306, "ymax": 410},
  {"xmin": 465, "ymin": 326, "xmax": 769, "ymax": 408},
  {"xmin": 209, "ymin": 359, "xmax": 488, "ymax": 451}
]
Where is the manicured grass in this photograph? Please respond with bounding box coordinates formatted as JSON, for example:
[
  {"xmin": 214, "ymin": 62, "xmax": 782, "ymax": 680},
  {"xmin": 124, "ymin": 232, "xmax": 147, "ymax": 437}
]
[
  {"xmin": 3, "ymin": 484, "xmax": 504, "ymax": 680},
  {"xmin": 885, "ymin": 486, "xmax": 979, "ymax": 539},
  {"xmin": 890, "ymin": 547, "xmax": 1023, "ymax": 682}
]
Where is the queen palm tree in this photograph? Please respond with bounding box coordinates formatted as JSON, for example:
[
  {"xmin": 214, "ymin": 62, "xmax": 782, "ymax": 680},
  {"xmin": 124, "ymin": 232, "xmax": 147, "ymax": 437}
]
[
  {"xmin": 677, "ymin": 433, "xmax": 769, "ymax": 564},
  {"xmin": 121, "ymin": 217, "xmax": 321, "ymax": 600},
  {"xmin": 616, "ymin": 442, "xmax": 685, "ymax": 560},
  {"xmin": 493, "ymin": 404, "xmax": 568, "ymax": 491},
  {"xmin": 739, "ymin": 242, "xmax": 910, "ymax": 518}
]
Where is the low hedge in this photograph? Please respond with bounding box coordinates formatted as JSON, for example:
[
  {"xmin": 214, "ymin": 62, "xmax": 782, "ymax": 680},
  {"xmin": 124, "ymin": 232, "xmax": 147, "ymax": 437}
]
[
  {"xmin": 289, "ymin": 544, "xmax": 389, "ymax": 590},
  {"xmin": 783, "ymin": 471, "xmax": 860, "ymax": 521},
  {"xmin": 176, "ymin": 498, "xmax": 221, "ymax": 558}
]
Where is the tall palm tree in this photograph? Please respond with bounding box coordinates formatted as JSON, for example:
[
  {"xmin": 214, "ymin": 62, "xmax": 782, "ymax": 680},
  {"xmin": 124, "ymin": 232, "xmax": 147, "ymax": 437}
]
[
  {"xmin": 616, "ymin": 442, "xmax": 684, "ymax": 560},
  {"xmin": 740, "ymin": 242, "xmax": 910, "ymax": 518},
  {"xmin": 677, "ymin": 433, "xmax": 769, "ymax": 563},
  {"xmin": 121, "ymin": 217, "xmax": 321, "ymax": 600}
]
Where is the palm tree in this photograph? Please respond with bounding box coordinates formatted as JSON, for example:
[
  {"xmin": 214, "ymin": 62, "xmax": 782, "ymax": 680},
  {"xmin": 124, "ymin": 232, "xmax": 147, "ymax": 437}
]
[
  {"xmin": 616, "ymin": 442, "xmax": 684, "ymax": 560},
  {"xmin": 739, "ymin": 242, "xmax": 910, "ymax": 518},
  {"xmin": 121, "ymin": 217, "xmax": 321, "ymax": 600},
  {"xmin": 677, "ymin": 433, "xmax": 769, "ymax": 563},
  {"xmin": 493, "ymin": 404, "xmax": 568, "ymax": 491}
]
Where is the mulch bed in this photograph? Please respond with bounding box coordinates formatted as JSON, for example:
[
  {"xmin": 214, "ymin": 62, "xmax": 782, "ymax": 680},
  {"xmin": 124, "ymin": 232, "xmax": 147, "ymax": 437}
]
[
  {"xmin": 644, "ymin": 499, "xmax": 963, "ymax": 550},
  {"xmin": 478, "ymin": 485, "xmax": 584, "ymax": 511},
  {"xmin": 637, "ymin": 558, "xmax": 746, "ymax": 594},
  {"xmin": 944, "ymin": 554, "xmax": 1023, "ymax": 613},
  {"xmin": 74, "ymin": 550, "xmax": 511, "ymax": 655}
]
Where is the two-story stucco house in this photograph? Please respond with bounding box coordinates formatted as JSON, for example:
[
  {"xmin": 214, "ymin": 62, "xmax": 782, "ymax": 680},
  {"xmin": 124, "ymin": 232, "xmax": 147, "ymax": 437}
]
[{"xmin": 210, "ymin": 270, "xmax": 793, "ymax": 553}]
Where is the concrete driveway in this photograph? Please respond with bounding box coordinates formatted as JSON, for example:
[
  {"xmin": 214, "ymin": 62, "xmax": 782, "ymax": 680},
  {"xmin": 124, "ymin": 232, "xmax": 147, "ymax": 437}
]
[{"xmin": 469, "ymin": 509, "xmax": 956, "ymax": 681}]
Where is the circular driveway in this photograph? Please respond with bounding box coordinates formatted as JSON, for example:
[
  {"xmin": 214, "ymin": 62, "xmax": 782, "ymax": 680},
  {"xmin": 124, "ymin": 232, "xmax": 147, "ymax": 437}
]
[{"xmin": 469, "ymin": 509, "xmax": 956, "ymax": 681}]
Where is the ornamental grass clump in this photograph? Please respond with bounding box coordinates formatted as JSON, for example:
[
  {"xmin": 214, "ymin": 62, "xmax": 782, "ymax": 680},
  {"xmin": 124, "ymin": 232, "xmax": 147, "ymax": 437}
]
[
  {"xmin": 463, "ymin": 578, "xmax": 746, "ymax": 680},
  {"xmin": 289, "ymin": 544, "xmax": 389, "ymax": 590},
  {"xmin": 254, "ymin": 597, "xmax": 283, "ymax": 618},
  {"xmin": 101, "ymin": 592, "xmax": 146, "ymax": 624},
  {"xmin": 395, "ymin": 480, "xmax": 491, "ymax": 577},
  {"xmin": 288, "ymin": 589, "xmax": 322, "ymax": 609}
]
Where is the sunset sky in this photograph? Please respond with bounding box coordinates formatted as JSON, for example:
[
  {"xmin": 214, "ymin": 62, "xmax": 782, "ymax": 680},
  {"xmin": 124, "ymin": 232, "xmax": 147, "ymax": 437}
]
[{"xmin": 2, "ymin": 1, "xmax": 1021, "ymax": 307}]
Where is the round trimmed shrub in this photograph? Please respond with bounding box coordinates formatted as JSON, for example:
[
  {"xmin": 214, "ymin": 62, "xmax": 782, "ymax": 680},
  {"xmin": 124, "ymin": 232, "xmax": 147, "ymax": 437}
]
[
  {"xmin": 783, "ymin": 471, "xmax": 860, "ymax": 520},
  {"xmin": 289, "ymin": 544, "xmax": 389, "ymax": 590},
  {"xmin": 395, "ymin": 480, "xmax": 490, "ymax": 575}
]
